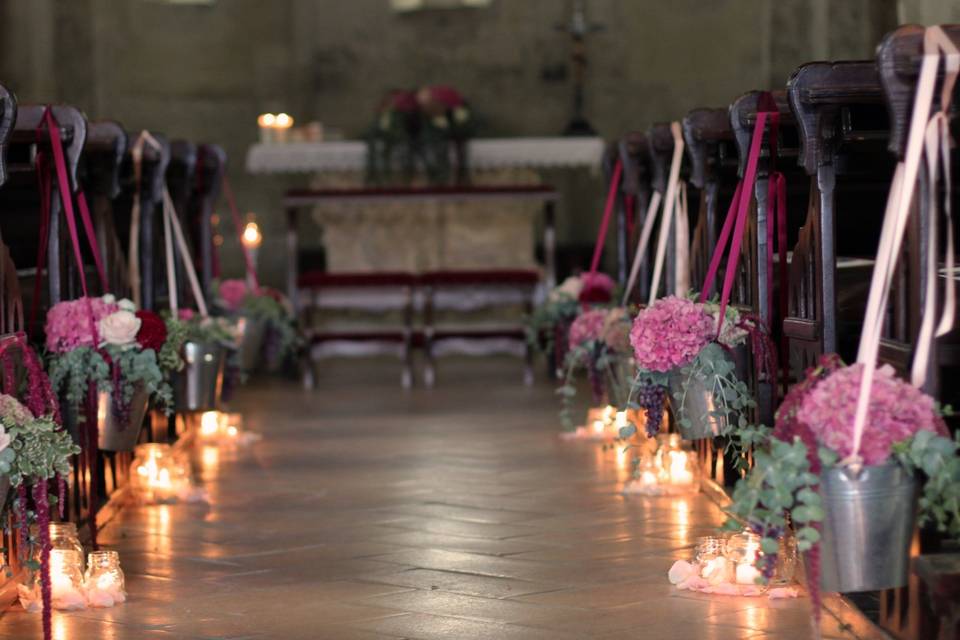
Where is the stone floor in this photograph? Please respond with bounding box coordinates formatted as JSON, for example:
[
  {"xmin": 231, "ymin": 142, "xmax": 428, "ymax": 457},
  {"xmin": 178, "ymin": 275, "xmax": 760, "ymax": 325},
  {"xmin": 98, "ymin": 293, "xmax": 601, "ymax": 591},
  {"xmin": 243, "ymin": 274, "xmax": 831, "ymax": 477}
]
[{"xmin": 0, "ymin": 359, "xmax": 878, "ymax": 639}]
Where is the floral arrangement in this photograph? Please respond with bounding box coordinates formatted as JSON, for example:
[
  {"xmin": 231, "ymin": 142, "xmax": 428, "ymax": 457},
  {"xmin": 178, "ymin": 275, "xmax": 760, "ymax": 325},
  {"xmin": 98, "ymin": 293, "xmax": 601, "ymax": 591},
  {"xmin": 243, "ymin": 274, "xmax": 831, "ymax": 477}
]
[
  {"xmin": 0, "ymin": 390, "xmax": 79, "ymax": 638},
  {"xmin": 216, "ymin": 279, "xmax": 300, "ymax": 363},
  {"xmin": 366, "ymin": 85, "xmax": 477, "ymax": 185},
  {"xmin": 527, "ymin": 273, "xmax": 617, "ymax": 367},
  {"xmin": 725, "ymin": 354, "xmax": 960, "ymax": 623},
  {"xmin": 46, "ymin": 295, "xmax": 181, "ymax": 423},
  {"xmin": 623, "ymin": 295, "xmax": 760, "ymax": 440},
  {"xmin": 557, "ymin": 307, "xmax": 634, "ymax": 430},
  {"xmin": 171, "ymin": 308, "xmax": 237, "ymax": 346}
]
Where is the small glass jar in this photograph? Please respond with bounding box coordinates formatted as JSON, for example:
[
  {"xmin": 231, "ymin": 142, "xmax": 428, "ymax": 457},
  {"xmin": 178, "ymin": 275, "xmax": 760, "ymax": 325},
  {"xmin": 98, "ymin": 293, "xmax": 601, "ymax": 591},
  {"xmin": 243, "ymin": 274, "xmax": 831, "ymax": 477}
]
[
  {"xmin": 694, "ymin": 536, "xmax": 731, "ymax": 585},
  {"xmin": 772, "ymin": 534, "xmax": 798, "ymax": 585},
  {"xmin": 726, "ymin": 531, "xmax": 764, "ymax": 586},
  {"xmin": 49, "ymin": 548, "xmax": 86, "ymax": 609},
  {"xmin": 33, "ymin": 522, "xmax": 85, "ymax": 573},
  {"xmin": 85, "ymin": 550, "xmax": 126, "ymax": 607},
  {"xmin": 130, "ymin": 443, "xmax": 189, "ymax": 502}
]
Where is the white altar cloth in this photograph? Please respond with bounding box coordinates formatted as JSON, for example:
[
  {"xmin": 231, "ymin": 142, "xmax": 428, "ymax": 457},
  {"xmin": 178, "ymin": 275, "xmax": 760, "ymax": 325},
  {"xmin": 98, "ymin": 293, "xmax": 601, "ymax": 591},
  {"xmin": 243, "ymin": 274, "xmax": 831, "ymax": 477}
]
[{"xmin": 245, "ymin": 137, "xmax": 606, "ymax": 174}]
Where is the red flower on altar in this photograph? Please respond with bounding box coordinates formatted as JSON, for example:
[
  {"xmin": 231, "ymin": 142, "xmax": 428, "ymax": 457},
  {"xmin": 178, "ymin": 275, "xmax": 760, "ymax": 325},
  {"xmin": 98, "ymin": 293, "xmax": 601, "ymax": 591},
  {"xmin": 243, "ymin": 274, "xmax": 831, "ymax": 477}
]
[
  {"xmin": 135, "ymin": 310, "xmax": 167, "ymax": 352},
  {"xmin": 383, "ymin": 90, "xmax": 419, "ymax": 114},
  {"xmin": 419, "ymin": 85, "xmax": 465, "ymax": 109}
]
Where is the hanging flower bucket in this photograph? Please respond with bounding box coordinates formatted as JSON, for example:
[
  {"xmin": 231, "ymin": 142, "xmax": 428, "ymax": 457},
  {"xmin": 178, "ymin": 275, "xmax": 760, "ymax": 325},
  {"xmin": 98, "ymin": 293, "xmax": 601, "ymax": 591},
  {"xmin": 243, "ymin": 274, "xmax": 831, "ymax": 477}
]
[
  {"xmin": 817, "ymin": 462, "xmax": 917, "ymax": 592},
  {"xmin": 668, "ymin": 343, "xmax": 748, "ymax": 440},
  {"xmin": 174, "ymin": 341, "xmax": 225, "ymax": 412},
  {"xmin": 236, "ymin": 315, "xmax": 266, "ymax": 373},
  {"xmin": 96, "ymin": 384, "xmax": 150, "ymax": 452}
]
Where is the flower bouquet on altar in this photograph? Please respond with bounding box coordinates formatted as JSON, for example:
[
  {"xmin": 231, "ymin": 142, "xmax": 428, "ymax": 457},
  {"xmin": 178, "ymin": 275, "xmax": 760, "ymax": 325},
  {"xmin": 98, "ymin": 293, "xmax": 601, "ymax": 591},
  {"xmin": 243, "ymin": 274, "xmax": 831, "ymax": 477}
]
[
  {"xmin": 527, "ymin": 273, "xmax": 615, "ymax": 378},
  {"xmin": 621, "ymin": 295, "xmax": 764, "ymax": 443},
  {"xmin": 724, "ymin": 354, "xmax": 960, "ymax": 620},
  {"xmin": 216, "ymin": 279, "xmax": 300, "ymax": 373},
  {"xmin": 557, "ymin": 305, "xmax": 634, "ymax": 437},
  {"xmin": 46, "ymin": 295, "xmax": 183, "ymax": 452}
]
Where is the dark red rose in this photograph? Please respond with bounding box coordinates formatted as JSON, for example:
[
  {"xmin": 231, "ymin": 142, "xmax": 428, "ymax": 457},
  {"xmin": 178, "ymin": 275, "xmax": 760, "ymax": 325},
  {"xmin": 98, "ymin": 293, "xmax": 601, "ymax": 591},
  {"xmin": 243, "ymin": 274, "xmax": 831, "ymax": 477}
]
[{"xmin": 135, "ymin": 310, "xmax": 167, "ymax": 352}]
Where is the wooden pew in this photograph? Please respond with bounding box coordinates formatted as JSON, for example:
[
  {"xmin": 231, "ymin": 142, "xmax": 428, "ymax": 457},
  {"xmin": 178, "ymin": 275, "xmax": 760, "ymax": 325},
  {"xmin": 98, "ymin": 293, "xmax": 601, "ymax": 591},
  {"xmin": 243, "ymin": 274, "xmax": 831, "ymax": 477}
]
[
  {"xmin": 617, "ymin": 131, "xmax": 653, "ymax": 302},
  {"xmin": 727, "ymin": 90, "xmax": 806, "ymax": 425},
  {"xmin": 682, "ymin": 108, "xmax": 738, "ymax": 294},
  {"xmin": 786, "ymin": 61, "xmax": 891, "ymax": 379},
  {"xmin": 82, "ymin": 121, "xmax": 130, "ymax": 296},
  {"xmin": 190, "ymin": 143, "xmax": 226, "ymax": 298},
  {"xmin": 0, "ymin": 84, "xmax": 15, "ymax": 188},
  {"xmin": 0, "ymin": 105, "xmax": 87, "ymax": 327},
  {"xmin": 115, "ymin": 132, "xmax": 170, "ymax": 311},
  {"xmin": 875, "ymin": 24, "xmax": 960, "ymax": 640},
  {"xmin": 166, "ymin": 139, "xmax": 198, "ymax": 309}
]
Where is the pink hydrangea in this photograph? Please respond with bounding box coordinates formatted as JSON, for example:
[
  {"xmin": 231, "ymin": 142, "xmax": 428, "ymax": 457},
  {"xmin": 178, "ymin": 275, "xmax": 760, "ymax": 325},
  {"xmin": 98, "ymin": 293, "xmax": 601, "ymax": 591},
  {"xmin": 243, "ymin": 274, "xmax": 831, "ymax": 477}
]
[
  {"xmin": 797, "ymin": 363, "xmax": 948, "ymax": 466},
  {"xmin": 45, "ymin": 297, "xmax": 118, "ymax": 353},
  {"xmin": 568, "ymin": 309, "xmax": 608, "ymax": 350},
  {"xmin": 219, "ymin": 279, "xmax": 250, "ymax": 312},
  {"xmin": 579, "ymin": 272, "xmax": 615, "ymax": 304},
  {"xmin": 602, "ymin": 307, "xmax": 631, "ymax": 353},
  {"xmin": 178, "ymin": 308, "xmax": 195, "ymax": 321},
  {"xmin": 629, "ymin": 296, "xmax": 714, "ymax": 372}
]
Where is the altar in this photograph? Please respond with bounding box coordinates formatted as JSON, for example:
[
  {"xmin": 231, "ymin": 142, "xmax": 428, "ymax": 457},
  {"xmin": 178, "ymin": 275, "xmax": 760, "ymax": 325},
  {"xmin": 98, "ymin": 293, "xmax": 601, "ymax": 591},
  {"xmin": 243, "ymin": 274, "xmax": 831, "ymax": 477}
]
[{"xmin": 245, "ymin": 137, "xmax": 605, "ymax": 279}]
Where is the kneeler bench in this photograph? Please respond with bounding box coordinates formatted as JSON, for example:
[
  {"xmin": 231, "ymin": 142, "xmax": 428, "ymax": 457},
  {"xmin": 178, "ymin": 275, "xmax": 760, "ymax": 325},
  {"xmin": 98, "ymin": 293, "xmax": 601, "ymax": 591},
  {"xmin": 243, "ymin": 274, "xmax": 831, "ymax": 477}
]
[{"xmin": 285, "ymin": 186, "xmax": 558, "ymax": 387}]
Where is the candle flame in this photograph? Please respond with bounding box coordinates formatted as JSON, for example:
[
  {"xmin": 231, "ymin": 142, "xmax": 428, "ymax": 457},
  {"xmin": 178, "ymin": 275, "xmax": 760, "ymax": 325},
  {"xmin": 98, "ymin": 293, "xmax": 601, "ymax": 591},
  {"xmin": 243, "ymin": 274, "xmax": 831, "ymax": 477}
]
[
  {"xmin": 274, "ymin": 113, "xmax": 293, "ymax": 128},
  {"xmin": 242, "ymin": 222, "xmax": 262, "ymax": 248},
  {"xmin": 257, "ymin": 113, "xmax": 276, "ymax": 127},
  {"xmin": 200, "ymin": 411, "xmax": 221, "ymax": 437}
]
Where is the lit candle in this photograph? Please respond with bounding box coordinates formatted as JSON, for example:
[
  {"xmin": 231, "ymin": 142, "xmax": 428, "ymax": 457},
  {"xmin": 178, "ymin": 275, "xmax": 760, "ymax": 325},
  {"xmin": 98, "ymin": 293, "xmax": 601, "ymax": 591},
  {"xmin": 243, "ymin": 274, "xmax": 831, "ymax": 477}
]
[
  {"xmin": 242, "ymin": 220, "xmax": 262, "ymax": 286},
  {"xmin": 700, "ymin": 556, "xmax": 729, "ymax": 585},
  {"xmin": 49, "ymin": 550, "xmax": 86, "ymax": 609},
  {"xmin": 734, "ymin": 536, "xmax": 762, "ymax": 585},
  {"xmin": 200, "ymin": 411, "xmax": 223, "ymax": 439},
  {"xmin": 592, "ymin": 419, "xmax": 605, "ymax": 435},
  {"xmin": 667, "ymin": 450, "xmax": 694, "ymax": 485},
  {"xmin": 614, "ymin": 411, "xmax": 628, "ymax": 431},
  {"xmin": 602, "ymin": 405, "xmax": 616, "ymax": 424},
  {"xmin": 257, "ymin": 113, "xmax": 276, "ymax": 143},
  {"xmin": 273, "ymin": 112, "xmax": 294, "ymax": 142}
]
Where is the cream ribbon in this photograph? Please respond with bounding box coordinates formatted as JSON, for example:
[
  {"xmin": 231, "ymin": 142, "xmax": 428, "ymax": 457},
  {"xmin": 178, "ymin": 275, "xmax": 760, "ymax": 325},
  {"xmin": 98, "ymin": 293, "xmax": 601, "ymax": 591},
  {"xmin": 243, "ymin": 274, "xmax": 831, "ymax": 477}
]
[
  {"xmin": 647, "ymin": 122, "xmax": 686, "ymax": 306},
  {"xmin": 128, "ymin": 133, "xmax": 147, "ymax": 308},
  {"xmin": 849, "ymin": 26, "xmax": 958, "ymax": 468},
  {"xmin": 621, "ymin": 190, "xmax": 662, "ymax": 306},
  {"xmin": 674, "ymin": 180, "xmax": 690, "ymax": 296},
  {"xmin": 130, "ymin": 131, "xmax": 209, "ymax": 318}
]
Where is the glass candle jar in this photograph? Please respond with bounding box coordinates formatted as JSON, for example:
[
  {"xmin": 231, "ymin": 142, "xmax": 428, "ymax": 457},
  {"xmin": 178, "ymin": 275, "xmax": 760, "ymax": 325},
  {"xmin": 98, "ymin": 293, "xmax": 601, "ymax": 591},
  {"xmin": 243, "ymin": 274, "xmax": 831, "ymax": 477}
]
[
  {"xmin": 49, "ymin": 549, "xmax": 86, "ymax": 609},
  {"xmin": 33, "ymin": 522, "xmax": 86, "ymax": 572},
  {"xmin": 695, "ymin": 536, "xmax": 731, "ymax": 585},
  {"xmin": 85, "ymin": 550, "xmax": 126, "ymax": 607},
  {"xmin": 772, "ymin": 534, "xmax": 798, "ymax": 585},
  {"xmin": 130, "ymin": 443, "xmax": 189, "ymax": 502},
  {"xmin": 726, "ymin": 531, "xmax": 763, "ymax": 585}
]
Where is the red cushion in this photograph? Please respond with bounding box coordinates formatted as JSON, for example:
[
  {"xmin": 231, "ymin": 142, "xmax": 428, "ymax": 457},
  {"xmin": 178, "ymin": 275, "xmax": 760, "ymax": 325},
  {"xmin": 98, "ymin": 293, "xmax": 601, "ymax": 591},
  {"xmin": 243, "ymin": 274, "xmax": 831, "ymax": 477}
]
[
  {"xmin": 298, "ymin": 271, "xmax": 417, "ymax": 288},
  {"xmin": 308, "ymin": 331, "xmax": 408, "ymax": 343},
  {"xmin": 420, "ymin": 269, "xmax": 540, "ymax": 286},
  {"xmin": 430, "ymin": 328, "xmax": 526, "ymax": 340}
]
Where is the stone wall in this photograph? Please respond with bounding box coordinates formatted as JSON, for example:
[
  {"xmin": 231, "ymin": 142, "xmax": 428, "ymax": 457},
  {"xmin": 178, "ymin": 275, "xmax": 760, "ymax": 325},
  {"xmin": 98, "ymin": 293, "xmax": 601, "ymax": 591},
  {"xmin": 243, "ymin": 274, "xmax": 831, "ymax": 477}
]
[{"xmin": 0, "ymin": 0, "xmax": 916, "ymax": 285}]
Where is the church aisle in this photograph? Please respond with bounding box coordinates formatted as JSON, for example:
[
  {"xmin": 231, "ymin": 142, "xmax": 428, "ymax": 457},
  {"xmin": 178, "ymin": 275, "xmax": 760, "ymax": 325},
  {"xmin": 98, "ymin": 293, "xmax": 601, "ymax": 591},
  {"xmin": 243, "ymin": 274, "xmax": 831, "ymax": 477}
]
[{"xmin": 0, "ymin": 360, "xmax": 866, "ymax": 639}]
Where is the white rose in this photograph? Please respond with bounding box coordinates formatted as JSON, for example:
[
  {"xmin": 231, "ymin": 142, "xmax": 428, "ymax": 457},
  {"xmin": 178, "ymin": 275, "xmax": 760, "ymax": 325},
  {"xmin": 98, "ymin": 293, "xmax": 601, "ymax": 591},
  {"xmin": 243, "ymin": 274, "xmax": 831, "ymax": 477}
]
[
  {"xmin": 101, "ymin": 294, "xmax": 116, "ymax": 305},
  {"xmin": 0, "ymin": 426, "xmax": 10, "ymax": 454},
  {"xmin": 117, "ymin": 298, "xmax": 136, "ymax": 312},
  {"xmin": 99, "ymin": 310, "xmax": 142, "ymax": 348},
  {"xmin": 549, "ymin": 276, "xmax": 583, "ymax": 302},
  {"xmin": 453, "ymin": 106, "xmax": 470, "ymax": 124}
]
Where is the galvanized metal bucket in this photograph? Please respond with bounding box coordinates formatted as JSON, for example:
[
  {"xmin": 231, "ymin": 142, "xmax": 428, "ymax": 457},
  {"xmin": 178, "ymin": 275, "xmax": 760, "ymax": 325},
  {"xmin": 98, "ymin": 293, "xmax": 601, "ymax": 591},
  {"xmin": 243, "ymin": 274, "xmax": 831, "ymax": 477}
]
[
  {"xmin": 97, "ymin": 385, "xmax": 150, "ymax": 452},
  {"xmin": 667, "ymin": 344, "xmax": 747, "ymax": 440},
  {"xmin": 817, "ymin": 462, "xmax": 918, "ymax": 592},
  {"xmin": 602, "ymin": 354, "xmax": 635, "ymax": 408},
  {"xmin": 237, "ymin": 316, "xmax": 266, "ymax": 373},
  {"xmin": 174, "ymin": 341, "xmax": 225, "ymax": 412}
]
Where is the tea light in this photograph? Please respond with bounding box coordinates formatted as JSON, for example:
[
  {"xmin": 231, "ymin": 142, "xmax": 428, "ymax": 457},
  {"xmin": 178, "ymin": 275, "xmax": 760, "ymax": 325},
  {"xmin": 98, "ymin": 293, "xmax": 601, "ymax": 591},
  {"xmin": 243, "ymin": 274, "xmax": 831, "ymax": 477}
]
[
  {"xmin": 273, "ymin": 113, "xmax": 294, "ymax": 142},
  {"xmin": 727, "ymin": 532, "xmax": 763, "ymax": 585},
  {"xmin": 131, "ymin": 443, "xmax": 189, "ymax": 503},
  {"xmin": 50, "ymin": 549, "xmax": 86, "ymax": 609},
  {"xmin": 242, "ymin": 220, "xmax": 262, "ymax": 284},
  {"xmin": 601, "ymin": 405, "xmax": 616, "ymax": 424},
  {"xmin": 200, "ymin": 410, "xmax": 223, "ymax": 440},
  {"xmin": 84, "ymin": 550, "xmax": 126, "ymax": 608},
  {"xmin": 701, "ymin": 556, "xmax": 730, "ymax": 586},
  {"xmin": 257, "ymin": 113, "xmax": 276, "ymax": 143},
  {"xmin": 667, "ymin": 450, "xmax": 695, "ymax": 485},
  {"xmin": 592, "ymin": 419, "xmax": 605, "ymax": 435}
]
